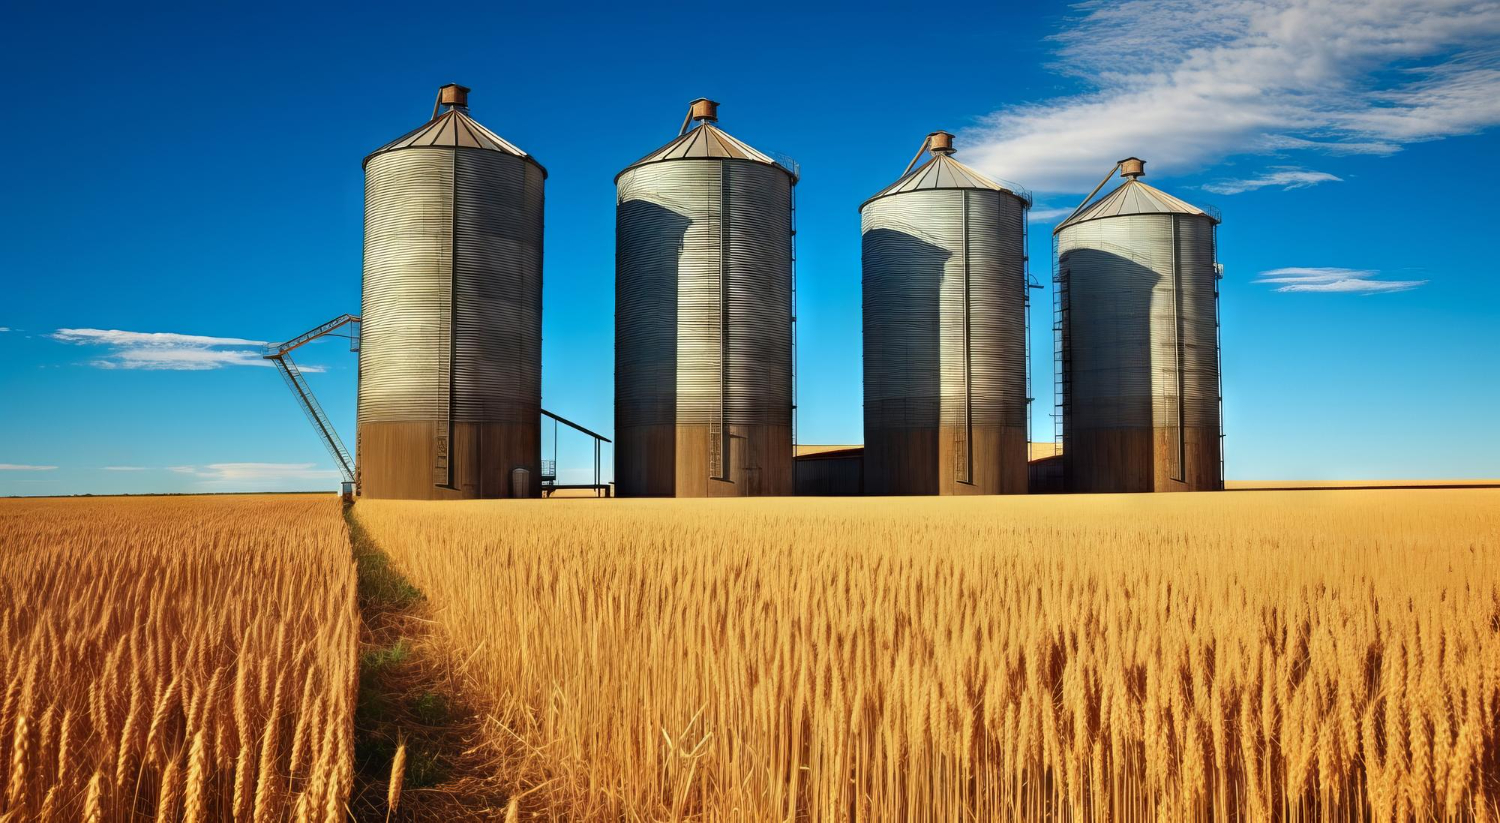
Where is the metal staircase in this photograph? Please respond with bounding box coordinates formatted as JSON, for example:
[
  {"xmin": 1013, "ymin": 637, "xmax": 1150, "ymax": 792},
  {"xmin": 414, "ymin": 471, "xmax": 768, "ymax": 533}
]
[{"xmin": 264, "ymin": 314, "xmax": 360, "ymax": 486}]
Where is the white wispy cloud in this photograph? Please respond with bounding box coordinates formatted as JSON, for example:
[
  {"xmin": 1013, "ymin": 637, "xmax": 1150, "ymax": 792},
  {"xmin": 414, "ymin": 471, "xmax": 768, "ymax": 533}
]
[
  {"xmin": 960, "ymin": 0, "xmax": 1500, "ymax": 192},
  {"xmin": 1256, "ymin": 267, "xmax": 1428, "ymax": 293},
  {"xmin": 1202, "ymin": 168, "xmax": 1342, "ymax": 195},
  {"xmin": 1028, "ymin": 206, "xmax": 1077, "ymax": 223},
  {"xmin": 0, "ymin": 464, "xmax": 58, "ymax": 471},
  {"xmin": 169, "ymin": 463, "xmax": 341, "ymax": 483},
  {"xmin": 102, "ymin": 466, "xmax": 150, "ymax": 471},
  {"xmin": 50, "ymin": 328, "xmax": 325, "ymax": 372},
  {"xmin": 53, "ymin": 329, "xmax": 266, "ymax": 348},
  {"xmin": 0, "ymin": 327, "xmax": 10, "ymax": 332}
]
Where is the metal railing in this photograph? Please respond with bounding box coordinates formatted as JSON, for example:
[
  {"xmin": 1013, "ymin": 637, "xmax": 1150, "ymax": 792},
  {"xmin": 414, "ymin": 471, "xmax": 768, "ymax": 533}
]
[
  {"xmin": 771, "ymin": 153, "xmax": 800, "ymax": 181},
  {"xmin": 540, "ymin": 409, "xmax": 612, "ymax": 497},
  {"xmin": 263, "ymin": 315, "xmax": 361, "ymax": 486}
]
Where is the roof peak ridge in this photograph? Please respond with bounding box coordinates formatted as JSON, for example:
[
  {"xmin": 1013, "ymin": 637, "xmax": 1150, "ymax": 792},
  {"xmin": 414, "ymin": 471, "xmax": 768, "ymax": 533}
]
[
  {"xmin": 1052, "ymin": 176, "xmax": 1214, "ymax": 233},
  {"xmin": 860, "ymin": 150, "xmax": 1018, "ymax": 210},
  {"xmin": 617, "ymin": 118, "xmax": 787, "ymax": 180},
  {"xmin": 363, "ymin": 105, "xmax": 538, "ymax": 171}
]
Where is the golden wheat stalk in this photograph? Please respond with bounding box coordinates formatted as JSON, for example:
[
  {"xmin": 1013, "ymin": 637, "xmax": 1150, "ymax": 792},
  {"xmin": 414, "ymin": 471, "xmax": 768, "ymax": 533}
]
[{"xmin": 386, "ymin": 741, "xmax": 407, "ymax": 819}]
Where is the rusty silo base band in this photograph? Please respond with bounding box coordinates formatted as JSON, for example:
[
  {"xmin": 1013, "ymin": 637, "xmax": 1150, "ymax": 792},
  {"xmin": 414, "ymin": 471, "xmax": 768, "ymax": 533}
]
[
  {"xmin": 616, "ymin": 423, "xmax": 793, "ymax": 497},
  {"xmin": 1063, "ymin": 426, "xmax": 1221, "ymax": 493},
  {"xmin": 615, "ymin": 424, "xmax": 676, "ymax": 497},
  {"xmin": 357, "ymin": 420, "xmax": 540, "ymax": 499},
  {"xmin": 864, "ymin": 425, "xmax": 1028, "ymax": 496}
]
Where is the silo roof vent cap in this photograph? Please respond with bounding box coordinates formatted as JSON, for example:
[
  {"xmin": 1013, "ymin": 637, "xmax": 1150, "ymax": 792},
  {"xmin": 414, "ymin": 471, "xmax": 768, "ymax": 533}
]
[
  {"xmin": 1118, "ymin": 157, "xmax": 1146, "ymax": 179},
  {"xmin": 928, "ymin": 131, "xmax": 956, "ymax": 156},
  {"xmin": 366, "ymin": 84, "xmax": 544, "ymax": 175},
  {"xmin": 435, "ymin": 83, "xmax": 468, "ymax": 113},
  {"xmin": 689, "ymin": 98, "xmax": 720, "ymax": 123}
]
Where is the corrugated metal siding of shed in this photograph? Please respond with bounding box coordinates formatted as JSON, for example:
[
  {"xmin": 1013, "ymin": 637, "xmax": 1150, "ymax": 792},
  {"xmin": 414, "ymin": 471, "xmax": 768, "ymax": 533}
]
[
  {"xmin": 360, "ymin": 149, "xmax": 454, "ymax": 423},
  {"xmin": 452, "ymin": 151, "xmax": 544, "ymax": 423}
]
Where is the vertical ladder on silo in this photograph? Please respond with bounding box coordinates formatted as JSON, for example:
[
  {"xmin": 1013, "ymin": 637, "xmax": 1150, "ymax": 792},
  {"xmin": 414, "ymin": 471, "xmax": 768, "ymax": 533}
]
[
  {"xmin": 433, "ymin": 249, "xmax": 455, "ymax": 488},
  {"xmin": 1052, "ymin": 247, "xmax": 1070, "ymax": 461},
  {"xmin": 789, "ymin": 162, "xmax": 798, "ymax": 463},
  {"xmin": 1215, "ymin": 255, "xmax": 1226, "ymax": 489},
  {"xmin": 353, "ymin": 330, "xmax": 362, "ymax": 493},
  {"xmin": 1021, "ymin": 192, "xmax": 1040, "ymax": 458}
]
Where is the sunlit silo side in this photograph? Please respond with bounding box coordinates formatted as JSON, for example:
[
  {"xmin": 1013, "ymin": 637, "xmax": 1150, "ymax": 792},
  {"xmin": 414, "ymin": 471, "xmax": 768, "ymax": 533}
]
[
  {"xmin": 615, "ymin": 99, "xmax": 796, "ymax": 497},
  {"xmin": 1053, "ymin": 157, "xmax": 1222, "ymax": 493},
  {"xmin": 859, "ymin": 131, "xmax": 1031, "ymax": 495},
  {"xmin": 358, "ymin": 84, "xmax": 545, "ymax": 499}
]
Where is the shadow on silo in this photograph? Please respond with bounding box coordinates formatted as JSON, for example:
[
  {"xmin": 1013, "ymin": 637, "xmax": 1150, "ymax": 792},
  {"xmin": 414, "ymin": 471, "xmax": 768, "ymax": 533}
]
[
  {"xmin": 615, "ymin": 199, "xmax": 692, "ymax": 497},
  {"xmin": 862, "ymin": 227, "xmax": 950, "ymax": 495},
  {"xmin": 1060, "ymin": 247, "xmax": 1163, "ymax": 493}
]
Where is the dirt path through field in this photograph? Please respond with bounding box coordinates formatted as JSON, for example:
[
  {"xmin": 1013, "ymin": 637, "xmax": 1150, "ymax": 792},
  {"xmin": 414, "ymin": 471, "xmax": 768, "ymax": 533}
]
[{"xmin": 344, "ymin": 506, "xmax": 516, "ymax": 821}]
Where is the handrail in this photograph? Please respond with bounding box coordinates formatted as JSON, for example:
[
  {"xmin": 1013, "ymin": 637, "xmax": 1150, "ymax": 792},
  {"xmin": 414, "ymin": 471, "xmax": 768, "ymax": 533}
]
[
  {"xmin": 264, "ymin": 314, "xmax": 360, "ymax": 358},
  {"xmin": 540, "ymin": 408, "xmax": 611, "ymax": 498},
  {"xmin": 541, "ymin": 408, "xmax": 611, "ymax": 443}
]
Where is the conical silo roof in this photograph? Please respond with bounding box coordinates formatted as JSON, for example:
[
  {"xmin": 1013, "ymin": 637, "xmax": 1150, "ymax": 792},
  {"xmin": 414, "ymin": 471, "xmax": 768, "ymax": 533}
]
[
  {"xmin": 363, "ymin": 85, "xmax": 544, "ymax": 174},
  {"xmin": 617, "ymin": 99, "xmax": 795, "ymax": 182},
  {"xmin": 1053, "ymin": 161, "xmax": 1216, "ymax": 233},
  {"xmin": 860, "ymin": 131, "xmax": 1023, "ymax": 210}
]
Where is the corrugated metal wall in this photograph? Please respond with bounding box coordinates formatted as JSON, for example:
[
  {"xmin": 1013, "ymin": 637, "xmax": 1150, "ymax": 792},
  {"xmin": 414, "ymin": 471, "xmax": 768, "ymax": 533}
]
[
  {"xmin": 360, "ymin": 149, "xmax": 454, "ymax": 423},
  {"xmin": 722, "ymin": 162, "xmax": 793, "ymax": 426},
  {"xmin": 451, "ymin": 151, "xmax": 544, "ymax": 423},
  {"xmin": 1176, "ymin": 217, "xmax": 1219, "ymax": 432},
  {"xmin": 615, "ymin": 157, "xmax": 793, "ymax": 493},
  {"xmin": 956, "ymin": 191, "xmax": 1027, "ymax": 430},
  {"xmin": 862, "ymin": 193, "xmax": 950, "ymax": 434},
  {"xmin": 1056, "ymin": 211, "xmax": 1219, "ymax": 490},
  {"xmin": 361, "ymin": 149, "xmax": 543, "ymax": 425},
  {"xmin": 614, "ymin": 166, "xmax": 692, "ymax": 435},
  {"xmin": 861, "ymin": 188, "xmax": 1028, "ymax": 492},
  {"xmin": 359, "ymin": 146, "xmax": 543, "ymax": 498}
]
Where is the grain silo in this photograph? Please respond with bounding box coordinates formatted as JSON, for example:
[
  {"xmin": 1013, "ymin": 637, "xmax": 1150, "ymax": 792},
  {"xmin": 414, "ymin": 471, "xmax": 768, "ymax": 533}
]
[
  {"xmin": 1052, "ymin": 157, "xmax": 1222, "ymax": 493},
  {"xmin": 357, "ymin": 84, "xmax": 544, "ymax": 499},
  {"xmin": 615, "ymin": 99, "xmax": 796, "ymax": 497},
  {"xmin": 860, "ymin": 131, "xmax": 1031, "ymax": 495}
]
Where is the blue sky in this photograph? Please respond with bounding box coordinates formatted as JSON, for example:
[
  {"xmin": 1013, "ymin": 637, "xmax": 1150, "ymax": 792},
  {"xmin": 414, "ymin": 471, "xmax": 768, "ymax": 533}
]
[{"xmin": 3, "ymin": 1, "xmax": 1498, "ymax": 495}]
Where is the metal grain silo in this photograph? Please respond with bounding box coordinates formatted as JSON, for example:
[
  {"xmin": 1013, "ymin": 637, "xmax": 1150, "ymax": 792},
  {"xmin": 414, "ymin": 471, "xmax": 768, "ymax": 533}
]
[
  {"xmin": 1052, "ymin": 158, "xmax": 1222, "ymax": 493},
  {"xmin": 860, "ymin": 132, "xmax": 1031, "ymax": 495},
  {"xmin": 615, "ymin": 99, "xmax": 796, "ymax": 497},
  {"xmin": 357, "ymin": 84, "xmax": 544, "ymax": 499}
]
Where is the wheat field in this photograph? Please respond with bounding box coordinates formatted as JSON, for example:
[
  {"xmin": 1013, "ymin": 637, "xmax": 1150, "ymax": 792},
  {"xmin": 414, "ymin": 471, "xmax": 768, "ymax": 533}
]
[
  {"xmin": 0, "ymin": 496, "xmax": 358, "ymax": 822},
  {"xmin": 3, "ymin": 491, "xmax": 1496, "ymax": 821},
  {"xmin": 353, "ymin": 490, "xmax": 1500, "ymax": 821}
]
